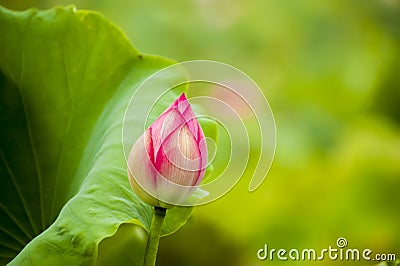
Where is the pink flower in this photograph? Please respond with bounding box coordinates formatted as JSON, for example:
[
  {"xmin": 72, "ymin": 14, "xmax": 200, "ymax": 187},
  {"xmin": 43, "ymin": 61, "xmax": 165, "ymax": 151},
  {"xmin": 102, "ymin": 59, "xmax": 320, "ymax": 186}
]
[{"xmin": 127, "ymin": 93, "xmax": 207, "ymax": 207}]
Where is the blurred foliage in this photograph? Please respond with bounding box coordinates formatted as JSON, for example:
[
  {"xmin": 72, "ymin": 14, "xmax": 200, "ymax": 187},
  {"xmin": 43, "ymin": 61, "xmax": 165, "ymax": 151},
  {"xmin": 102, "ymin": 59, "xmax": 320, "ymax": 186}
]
[{"xmin": 1, "ymin": 0, "xmax": 399, "ymax": 265}]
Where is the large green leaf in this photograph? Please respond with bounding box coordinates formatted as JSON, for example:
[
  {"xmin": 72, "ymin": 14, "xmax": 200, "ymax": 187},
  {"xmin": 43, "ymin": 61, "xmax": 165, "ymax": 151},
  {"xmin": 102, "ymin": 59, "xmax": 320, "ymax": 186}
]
[{"xmin": 0, "ymin": 5, "xmax": 207, "ymax": 265}]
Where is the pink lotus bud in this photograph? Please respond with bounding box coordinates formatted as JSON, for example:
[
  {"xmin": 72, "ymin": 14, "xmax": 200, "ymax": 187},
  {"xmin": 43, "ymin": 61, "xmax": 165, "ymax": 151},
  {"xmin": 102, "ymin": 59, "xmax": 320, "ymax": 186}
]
[{"xmin": 127, "ymin": 93, "xmax": 208, "ymax": 208}]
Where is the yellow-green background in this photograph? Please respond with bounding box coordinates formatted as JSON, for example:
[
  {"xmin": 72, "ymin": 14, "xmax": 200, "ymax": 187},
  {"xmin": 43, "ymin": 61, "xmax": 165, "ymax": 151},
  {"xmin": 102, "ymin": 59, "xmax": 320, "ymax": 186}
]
[{"xmin": 1, "ymin": 0, "xmax": 399, "ymax": 265}]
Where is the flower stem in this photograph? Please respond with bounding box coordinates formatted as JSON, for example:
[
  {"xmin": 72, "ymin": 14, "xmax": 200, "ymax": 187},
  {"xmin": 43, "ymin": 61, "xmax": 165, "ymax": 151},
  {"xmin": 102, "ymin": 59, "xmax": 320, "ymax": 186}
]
[{"xmin": 143, "ymin": 206, "xmax": 167, "ymax": 266}]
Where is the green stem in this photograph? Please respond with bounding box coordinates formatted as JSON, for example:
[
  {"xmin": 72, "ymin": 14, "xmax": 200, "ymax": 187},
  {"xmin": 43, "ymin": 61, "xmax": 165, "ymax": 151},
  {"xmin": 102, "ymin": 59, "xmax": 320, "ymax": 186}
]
[{"xmin": 143, "ymin": 206, "xmax": 167, "ymax": 266}]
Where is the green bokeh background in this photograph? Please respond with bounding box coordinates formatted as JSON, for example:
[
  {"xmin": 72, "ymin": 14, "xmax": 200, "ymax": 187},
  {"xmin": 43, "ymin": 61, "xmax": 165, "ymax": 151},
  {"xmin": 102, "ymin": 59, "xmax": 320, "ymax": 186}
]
[{"xmin": 1, "ymin": 0, "xmax": 399, "ymax": 265}]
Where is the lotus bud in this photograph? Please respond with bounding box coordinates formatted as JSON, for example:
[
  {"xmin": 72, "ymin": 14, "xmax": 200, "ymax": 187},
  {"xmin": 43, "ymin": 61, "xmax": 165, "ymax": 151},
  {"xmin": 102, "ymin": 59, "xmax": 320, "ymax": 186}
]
[{"xmin": 127, "ymin": 93, "xmax": 207, "ymax": 208}]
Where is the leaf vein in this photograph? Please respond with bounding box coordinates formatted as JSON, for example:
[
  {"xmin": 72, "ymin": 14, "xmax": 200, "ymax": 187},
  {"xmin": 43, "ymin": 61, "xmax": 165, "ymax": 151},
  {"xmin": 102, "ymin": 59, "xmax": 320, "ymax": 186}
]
[
  {"xmin": 0, "ymin": 203, "xmax": 33, "ymax": 240},
  {"xmin": 16, "ymin": 38, "xmax": 44, "ymax": 233},
  {"xmin": 0, "ymin": 149, "xmax": 37, "ymax": 239},
  {"xmin": 66, "ymin": 204, "xmax": 85, "ymax": 226},
  {"xmin": 37, "ymin": 238, "xmax": 62, "ymax": 255},
  {"xmin": 0, "ymin": 225, "xmax": 26, "ymax": 245},
  {"xmin": 49, "ymin": 38, "xmax": 74, "ymax": 222},
  {"xmin": 0, "ymin": 241, "xmax": 22, "ymax": 252}
]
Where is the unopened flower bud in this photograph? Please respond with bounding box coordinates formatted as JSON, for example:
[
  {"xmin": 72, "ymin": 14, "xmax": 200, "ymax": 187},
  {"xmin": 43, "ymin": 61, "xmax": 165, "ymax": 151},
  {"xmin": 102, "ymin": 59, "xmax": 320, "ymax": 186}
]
[{"xmin": 127, "ymin": 93, "xmax": 207, "ymax": 208}]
